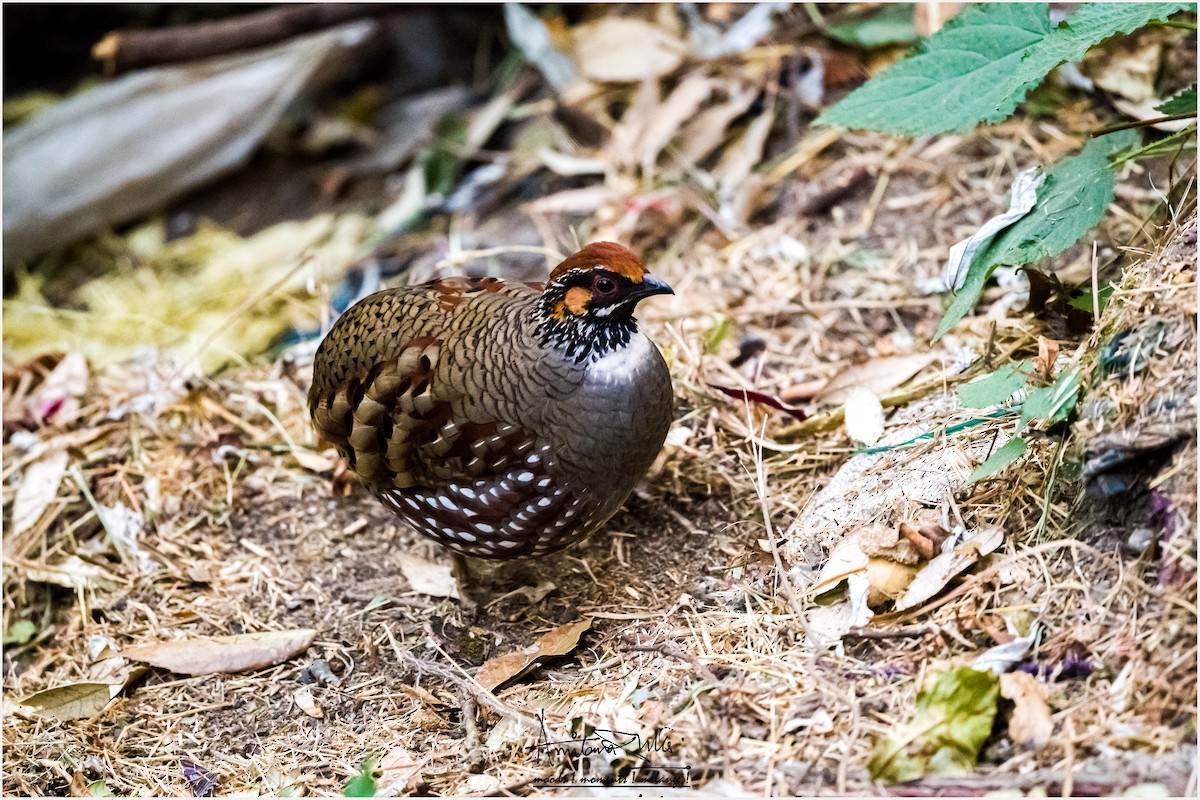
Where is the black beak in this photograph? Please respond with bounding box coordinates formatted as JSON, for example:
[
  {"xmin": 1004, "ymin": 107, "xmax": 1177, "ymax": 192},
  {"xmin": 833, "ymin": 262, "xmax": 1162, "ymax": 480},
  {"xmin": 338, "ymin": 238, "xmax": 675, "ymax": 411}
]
[{"xmin": 630, "ymin": 275, "xmax": 674, "ymax": 302}]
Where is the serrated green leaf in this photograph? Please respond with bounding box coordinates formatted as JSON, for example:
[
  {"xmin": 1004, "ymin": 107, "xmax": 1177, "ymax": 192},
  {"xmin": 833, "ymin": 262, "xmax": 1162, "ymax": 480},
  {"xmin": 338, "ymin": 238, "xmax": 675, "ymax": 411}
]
[
  {"xmin": 998, "ymin": 3, "xmax": 1193, "ymax": 113},
  {"xmin": 344, "ymin": 756, "xmax": 377, "ymax": 797},
  {"xmin": 825, "ymin": 4, "xmax": 919, "ymax": 48},
  {"xmin": 817, "ymin": 4, "xmax": 1051, "ymax": 134},
  {"xmin": 1020, "ymin": 368, "xmax": 1081, "ymax": 428},
  {"xmin": 935, "ymin": 130, "xmax": 1137, "ymax": 339},
  {"xmin": 1156, "ymin": 83, "xmax": 1197, "ymax": 115},
  {"xmin": 818, "ymin": 3, "xmax": 1190, "ymax": 136},
  {"xmin": 957, "ymin": 361, "xmax": 1034, "ymax": 408},
  {"xmin": 3, "ymin": 619, "xmax": 37, "ymax": 645},
  {"xmin": 967, "ymin": 436, "xmax": 1028, "ymax": 483},
  {"xmin": 868, "ymin": 667, "xmax": 1000, "ymax": 783}
]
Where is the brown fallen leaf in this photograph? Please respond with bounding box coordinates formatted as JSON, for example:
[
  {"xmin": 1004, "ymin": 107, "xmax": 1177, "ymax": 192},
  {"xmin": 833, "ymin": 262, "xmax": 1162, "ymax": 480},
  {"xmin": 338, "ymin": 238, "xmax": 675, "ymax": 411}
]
[
  {"xmin": 865, "ymin": 558, "xmax": 920, "ymax": 606},
  {"xmin": 11, "ymin": 448, "xmax": 69, "ymax": 538},
  {"xmin": 1000, "ymin": 671, "xmax": 1053, "ymax": 748},
  {"xmin": 22, "ymin": 555, "xmax": 118, "ymax": 591},
  {"xmin": 675, "ymin": 80, "xmax": 758, "ymax": 165},
  {"xmin": 397, "ymin": 554, "xmax": 461, "ymax": 601},
  {"xmin": 815, "ymin": 353, "xmax": 938, "ymax": 405},
  {"xmin": 124, "ymin": 628, "xmax": 316, "ymax": 675},
  {"xmin": 809, "ymin": 535, "xmax": 870, "ymax": 597},
  {"xmin": 293, "ymin": 687, "xmax": 323, "ymax": 718},
  {"xmin": 377, "ymin": 744, "xmax": 423, "ymax": 795},
  {"xmin": 475, "ymin": 618, "xmax": 592, "ymax": 692},
  {"xmin": 572, "ymin": 18, "xmax": 686, "ymax": 83},
  {"xmin": 399, "ymin": 683, "xmax": 449, "ymax": 707},
  {"xmin": 1036, "ymin": 336, "xmax": 1060, "ymax": 381},
  {"xmin": 291, "ymin": 448, "xmax": 336, "ymax": 473},
  {"xmin": 69, "ymin": 771, "xmax": 90, "ymax": 797},
  {"xmin": 636, "ymin": 73, "xmax": 715, "ymax": 173},
  {"xmin": 894, "ymin": 526, "xmax": 1004, "ymax": 612},
  {"xmin": 18, "ymin": 681, "xmax": 122, "ymax": 722}
]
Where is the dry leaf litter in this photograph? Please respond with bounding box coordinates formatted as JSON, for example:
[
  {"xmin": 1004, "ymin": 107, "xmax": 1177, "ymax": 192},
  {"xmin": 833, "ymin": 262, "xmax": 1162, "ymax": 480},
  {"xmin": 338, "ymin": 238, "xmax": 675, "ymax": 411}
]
[{"xmin": 3, "ymin": 6, "xmax": 1196, "ymax": 797}]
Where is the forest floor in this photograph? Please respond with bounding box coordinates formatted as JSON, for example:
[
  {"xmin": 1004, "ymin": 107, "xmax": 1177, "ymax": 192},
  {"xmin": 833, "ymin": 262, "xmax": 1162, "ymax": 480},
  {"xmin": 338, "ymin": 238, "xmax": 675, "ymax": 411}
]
[{"xmin": 3, "ymin": 6, "xmax": 1196, "ymax": 797}]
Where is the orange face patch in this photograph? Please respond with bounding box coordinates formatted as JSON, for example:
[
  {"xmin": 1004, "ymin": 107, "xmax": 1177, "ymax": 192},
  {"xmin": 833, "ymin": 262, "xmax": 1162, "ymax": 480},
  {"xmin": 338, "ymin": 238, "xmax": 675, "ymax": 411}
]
[
  {"xmin": 551, "ymin": 286, "xmax": 593, "ymax": 319},
  {"xmin": 549, "ymin": 241, "xmax": 646, "ymax": 283}
]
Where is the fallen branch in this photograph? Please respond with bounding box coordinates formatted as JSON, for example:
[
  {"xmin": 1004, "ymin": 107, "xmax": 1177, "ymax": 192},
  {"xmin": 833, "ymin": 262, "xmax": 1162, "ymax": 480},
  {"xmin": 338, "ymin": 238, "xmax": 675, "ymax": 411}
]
[{"xmin": 93, "ymin": 4, "xmax": 386, "ymax": 74}]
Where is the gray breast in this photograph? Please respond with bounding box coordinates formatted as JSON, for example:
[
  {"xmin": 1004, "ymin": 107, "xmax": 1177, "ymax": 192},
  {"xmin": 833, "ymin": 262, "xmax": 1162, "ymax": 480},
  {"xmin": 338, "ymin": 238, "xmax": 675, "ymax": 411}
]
[{"xmin": 553, "ymin": 331, "xmax": 673, "ymax": 510}]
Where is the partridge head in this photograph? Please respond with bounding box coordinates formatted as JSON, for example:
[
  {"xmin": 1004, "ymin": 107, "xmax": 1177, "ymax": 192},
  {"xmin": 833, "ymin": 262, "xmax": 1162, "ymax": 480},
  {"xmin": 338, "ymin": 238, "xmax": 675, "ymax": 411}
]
[{"xmin": 308, "ymin": 242, "xmax": 674, "ymax": 559}]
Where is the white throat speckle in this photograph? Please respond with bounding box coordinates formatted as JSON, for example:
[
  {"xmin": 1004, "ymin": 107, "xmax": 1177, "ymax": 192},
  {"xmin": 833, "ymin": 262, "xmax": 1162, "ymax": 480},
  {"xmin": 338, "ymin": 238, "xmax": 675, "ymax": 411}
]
[{"xmin": 588, "ymin": 331, "xmax": 655, "ymax": 386}]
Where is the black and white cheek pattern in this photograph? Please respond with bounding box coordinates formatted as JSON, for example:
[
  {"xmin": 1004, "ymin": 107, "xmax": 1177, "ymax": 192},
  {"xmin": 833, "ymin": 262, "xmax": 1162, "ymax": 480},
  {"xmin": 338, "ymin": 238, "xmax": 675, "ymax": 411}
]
[{"xmin": 377, "ymin": 444, "xmax": 600, "ymax": 558}]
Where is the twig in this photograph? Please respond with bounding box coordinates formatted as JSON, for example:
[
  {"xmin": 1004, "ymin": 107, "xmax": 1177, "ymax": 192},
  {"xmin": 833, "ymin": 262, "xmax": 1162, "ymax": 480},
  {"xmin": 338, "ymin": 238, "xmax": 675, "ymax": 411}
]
[
  {"xmin": 1093, "ymin": 113, "xmax": 1197, "ymax": 135},
  {"xmin": 843, "ymin": 626, "xmax": 931, "ymax": 641},
  {"xmin": 93, "ymin": 4, "xmax": 388, "ymax": 74},
  {"xmin": 385, "ymin": 625, "xmax": 539, "ymax": 731},
  {"xmin": 797, "ymin": 166, "xmax": 874, "ymax": 216},
  {"xmin": 618, "ymin": 636, "xmax": 721, "ymax": 684},
  {"xmin": 460, "ymin": 690, "xmax": 480, "ymax": 751}
]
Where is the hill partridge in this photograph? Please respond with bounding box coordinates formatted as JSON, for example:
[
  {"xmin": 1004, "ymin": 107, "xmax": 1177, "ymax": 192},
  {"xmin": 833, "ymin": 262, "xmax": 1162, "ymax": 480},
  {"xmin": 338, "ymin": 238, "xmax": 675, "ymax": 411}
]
[{"xmin": 308, "ymin": 242, "xmax": 674, "ymax": 559}]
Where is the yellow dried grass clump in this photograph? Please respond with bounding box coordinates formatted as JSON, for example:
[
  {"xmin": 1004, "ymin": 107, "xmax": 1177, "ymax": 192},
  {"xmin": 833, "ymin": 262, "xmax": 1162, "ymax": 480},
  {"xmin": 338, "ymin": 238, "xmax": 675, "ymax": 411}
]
[{"xmin": 4, "ymin": 214, "xmax": 367, "ymax": 371}]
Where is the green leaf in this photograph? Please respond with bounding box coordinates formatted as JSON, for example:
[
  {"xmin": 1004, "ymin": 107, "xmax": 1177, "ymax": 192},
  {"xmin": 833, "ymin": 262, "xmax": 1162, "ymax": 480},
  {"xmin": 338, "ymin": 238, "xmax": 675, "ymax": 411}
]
[
  {"xmin": 825, "ymin": 4, "xmax": 919, "ymax": 49},
  {"xmin": 88, "ymin": 781, "xmax": 118, "ymax": 798},
  {"xmin": 362, "ymin": 592, "xmax": 390, "ymax": 613},
  {"xmin": 424, "ymin": 113, "xmax": 468, "ymax": 197},
  {"xmin": 967, "ymin": 436, "xmax": 1028, "ymax": 483},
  {"xmin": 703, "ymin": 314, "xmax": 732, "ymax": 355},
  {"xmin": 343, "ymin": 756, "xmax": 378, "ymax": 798},
  {"xmin": 1020, "ymin": 368, "xmax": 1082, "ymax": 428},
  {"xmin": 935, "ymin": 130, "xmax": 1138, "ymax": 339},
  {"xmin": 818, "ymin": 3, "xmax": 1190, "ymax": 135},
  {"xmin": 3, "ymin": 619, "xmax": 37, "ymax": 645},
  {"xmin": 1156, "ymin": 83, "xmax": 1197, "ymax": 115},
  {"xmin": 1111, "ymin": 123, "xmax": 1197, "ymax": 166},
  {"xmin": 1067, "ymin": 284, "xmax": 1114, "ymax": 313},
  {"xmin": 957, "ymin": 361, "xmax": 1034, "ymax": 408},
  {"xmin": 994, "ymin": 3, "xmax": 1192, "ymax": 116},
  {"xmin": 817, "ymin": 4, "xmax": 1051, "ymax": 134},
  {"xmin": 868, "ymin": 667, "xmax": 1000, "ymax": 784}
]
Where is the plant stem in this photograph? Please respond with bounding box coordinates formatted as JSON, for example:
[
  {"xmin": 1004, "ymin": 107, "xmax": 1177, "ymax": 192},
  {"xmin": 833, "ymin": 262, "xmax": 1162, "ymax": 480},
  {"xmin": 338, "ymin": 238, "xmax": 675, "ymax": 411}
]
[{"xmin": 1093, "ymin": 113, "xmax": 1197, "ymax": 136}]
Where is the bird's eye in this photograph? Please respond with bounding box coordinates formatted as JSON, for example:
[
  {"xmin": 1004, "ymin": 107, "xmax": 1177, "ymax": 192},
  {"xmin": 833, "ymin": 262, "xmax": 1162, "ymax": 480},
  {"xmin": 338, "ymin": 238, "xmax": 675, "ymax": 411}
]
[{"xmin": 593, "ymin": 275, "xmax": 618, "ymax": 297}]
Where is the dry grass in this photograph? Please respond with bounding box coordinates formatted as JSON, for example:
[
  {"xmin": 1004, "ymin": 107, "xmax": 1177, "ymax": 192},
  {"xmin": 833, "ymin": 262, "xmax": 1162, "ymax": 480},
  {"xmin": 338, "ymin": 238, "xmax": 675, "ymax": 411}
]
[{"xmin": 3, "ymin": 13, "xmax": 1197, "ymax": 797}]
